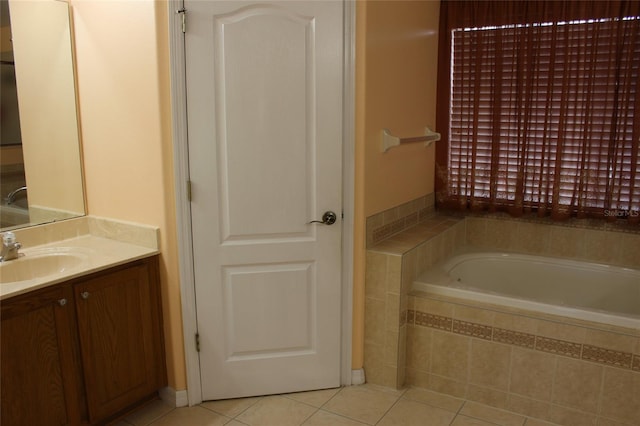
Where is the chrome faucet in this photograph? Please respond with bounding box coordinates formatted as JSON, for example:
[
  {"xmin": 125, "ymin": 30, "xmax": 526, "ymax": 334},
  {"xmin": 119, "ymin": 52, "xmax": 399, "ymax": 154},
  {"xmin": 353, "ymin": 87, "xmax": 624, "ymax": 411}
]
[
  {"xmin": 0, "ymin": 232, "xmax": 22, "ymax": 262},
  {"xmin": 6, "ymin": 186, "xmax": 27, "ymax": 204}
]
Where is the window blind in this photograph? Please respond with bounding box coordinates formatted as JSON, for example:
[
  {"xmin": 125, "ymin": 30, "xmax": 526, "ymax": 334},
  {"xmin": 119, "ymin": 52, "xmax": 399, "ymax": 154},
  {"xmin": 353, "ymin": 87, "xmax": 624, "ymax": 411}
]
[{"xmin": 436, "ymin": 1, "xmax": 640, "ymax": 223}]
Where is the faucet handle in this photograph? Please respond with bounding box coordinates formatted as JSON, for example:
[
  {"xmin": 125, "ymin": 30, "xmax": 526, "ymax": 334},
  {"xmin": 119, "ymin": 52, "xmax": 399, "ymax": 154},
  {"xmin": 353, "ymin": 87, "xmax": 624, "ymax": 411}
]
[{"xmin": 2, "ymin": 232, "xmax": 16, "ymax": 245}]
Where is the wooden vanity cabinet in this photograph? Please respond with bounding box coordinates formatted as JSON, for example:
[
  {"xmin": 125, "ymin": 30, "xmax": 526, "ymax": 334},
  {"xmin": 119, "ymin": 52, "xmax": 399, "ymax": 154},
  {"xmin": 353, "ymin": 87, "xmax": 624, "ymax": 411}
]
[
  {"xmin": 74, "ymin": 256, "xmax": 166, "ymax": 423},
  {"xmin": 0, "ymin": 256, "xmax": 166, "ymax": 425},
  {"xmin": 1, "ymin": 285, "xmax": 85, "ymax": 426}
]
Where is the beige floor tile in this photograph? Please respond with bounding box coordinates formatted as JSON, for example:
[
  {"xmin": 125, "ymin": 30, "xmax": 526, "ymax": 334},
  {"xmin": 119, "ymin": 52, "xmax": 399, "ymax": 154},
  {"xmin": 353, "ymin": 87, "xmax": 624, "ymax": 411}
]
[
  {"xmin": 322, "ymin": 385, "xmax": 401, "ymax": 424},
  {"xmin": 124, "ymin": 399, "xmax": 175, "ymax": 425},
  {"xmin": 524, "ymin": 419, "xmax": 560, "ymax": 426},
  {"xmin": 302, "ymin": 410, "xmax": 368, "ymax": 425},
  {"xmin": 451, "ymin": 416, "xmax": 499, "ymax": 426},
  {"xmin": 402, "ymin": 387, "xmax": 464, "ymax": 412},
  {"xmin": 201, "ymin": 397, "xmax": 262, "ymax": 417},
  {"xmin": 285, "ymin": 387, "xmax": 341, "ymax": 408},
  {"xmin": 148, "ymin": 406, "xmax": 229, "ymax": 426},
  {"xmin": 460, "ymin": 401, "xmax": 526, "ymax": 426},
  {"xmin": 235, "ymin": 395, "xmax": 317, "ymax": 426},
  {"xmin": 377, "ymin": 399, "xmax": 456, "ymax": 426}
]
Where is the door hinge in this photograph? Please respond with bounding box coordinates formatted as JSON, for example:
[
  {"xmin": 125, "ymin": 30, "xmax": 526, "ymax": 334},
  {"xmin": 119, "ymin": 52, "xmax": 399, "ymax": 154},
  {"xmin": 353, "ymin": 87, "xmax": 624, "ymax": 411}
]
[
  {"xmin": 187, "ymin": 180, "xmax": 192, "ymax": 202},
  {"xmin": 177, "ymin": 8, "xmax": 186, "ymax": 33},
  {"xmin": 195, "ymin": 332, "xmax": 200, "ymax": 352}
]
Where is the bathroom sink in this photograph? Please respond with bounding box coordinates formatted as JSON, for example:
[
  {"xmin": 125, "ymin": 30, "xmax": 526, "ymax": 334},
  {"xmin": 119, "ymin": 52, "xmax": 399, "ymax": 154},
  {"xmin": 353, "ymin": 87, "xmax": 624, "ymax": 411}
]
[{"xmin": 0, "ymin": 249, "xmax": 90, "ymax": 284}]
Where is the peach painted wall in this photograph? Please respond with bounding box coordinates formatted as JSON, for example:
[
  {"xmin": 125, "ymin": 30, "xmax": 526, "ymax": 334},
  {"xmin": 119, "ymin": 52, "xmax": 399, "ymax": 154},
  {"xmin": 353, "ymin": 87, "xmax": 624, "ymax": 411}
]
[
  {"xmin": 71, "ymin": 0, "xmax": 185, "ymax": 390},
  {"xmin": 353, "ymin": 0, "xmax": 440, "ymax": 370}
]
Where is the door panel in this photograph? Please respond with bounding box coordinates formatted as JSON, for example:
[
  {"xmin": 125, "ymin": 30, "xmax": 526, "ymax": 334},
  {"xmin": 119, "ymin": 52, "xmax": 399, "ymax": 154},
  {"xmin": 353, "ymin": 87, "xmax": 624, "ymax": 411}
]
[{"xmin": 186, "ymin": 0, "xmax": 343, "ymax": 400}]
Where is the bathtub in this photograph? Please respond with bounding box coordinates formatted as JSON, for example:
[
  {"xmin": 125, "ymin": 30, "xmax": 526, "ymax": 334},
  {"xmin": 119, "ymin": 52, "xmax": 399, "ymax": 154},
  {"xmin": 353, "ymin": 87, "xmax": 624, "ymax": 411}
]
[{"xmin": 413, "ymin": 252, "xmax": 640, "ymax": 329}]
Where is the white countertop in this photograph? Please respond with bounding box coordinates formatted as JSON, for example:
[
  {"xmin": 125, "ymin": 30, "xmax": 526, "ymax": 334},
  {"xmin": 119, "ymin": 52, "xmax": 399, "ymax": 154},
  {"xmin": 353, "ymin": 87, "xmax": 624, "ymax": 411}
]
[{"xmin": 1, "ymin": 218, "xmax": 160, "ymax": 300}]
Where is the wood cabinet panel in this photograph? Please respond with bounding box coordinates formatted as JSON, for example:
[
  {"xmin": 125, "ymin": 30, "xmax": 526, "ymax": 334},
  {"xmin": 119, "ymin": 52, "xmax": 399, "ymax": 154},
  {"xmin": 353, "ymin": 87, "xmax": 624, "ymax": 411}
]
[
  {"xmin": 1, "ymin": 285, "xmax": 83, "ymax": 425},
  {"xmin": 74, "ymin": 259, "xmax": 165, "ymax": 422},
  {"xmin": 1, "ymin": 256, "xmax": 165, "ymax": 425}
]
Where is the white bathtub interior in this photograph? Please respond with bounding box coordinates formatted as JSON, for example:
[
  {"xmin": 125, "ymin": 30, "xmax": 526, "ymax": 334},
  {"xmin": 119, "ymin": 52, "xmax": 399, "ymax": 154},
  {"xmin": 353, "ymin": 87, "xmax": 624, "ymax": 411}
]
[{"xmin": 414, "ymin": 251, "xmax": 640, "ymax": 329}]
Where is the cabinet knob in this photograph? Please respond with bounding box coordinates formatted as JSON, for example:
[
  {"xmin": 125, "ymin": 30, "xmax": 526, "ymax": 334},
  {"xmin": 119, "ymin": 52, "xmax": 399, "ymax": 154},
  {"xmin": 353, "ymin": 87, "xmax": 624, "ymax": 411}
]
[
  {"xmin": 81, "ymin": 291, "xmax": 90, "ymax": 300},
  {"xmin": 58, "ymin": 298, "xmax": 67, "ymax": 306}
]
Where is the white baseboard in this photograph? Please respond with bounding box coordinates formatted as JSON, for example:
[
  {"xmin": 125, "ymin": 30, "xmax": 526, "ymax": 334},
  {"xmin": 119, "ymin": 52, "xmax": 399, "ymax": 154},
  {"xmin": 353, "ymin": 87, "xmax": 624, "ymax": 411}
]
[
  {"xmin": 159, "ymin": 386, "xmax": 189, "ymax": 407},
  {"xmin": 351, "ymin": 368, "xmax": 365, "ymax": 385}
]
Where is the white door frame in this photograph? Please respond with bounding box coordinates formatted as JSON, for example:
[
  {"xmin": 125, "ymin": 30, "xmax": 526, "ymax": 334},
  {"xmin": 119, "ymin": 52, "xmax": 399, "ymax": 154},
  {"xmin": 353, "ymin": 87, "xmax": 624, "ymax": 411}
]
[{"xmin": 168, "ymin": 0, "xmax": 356, "ymax": 406}]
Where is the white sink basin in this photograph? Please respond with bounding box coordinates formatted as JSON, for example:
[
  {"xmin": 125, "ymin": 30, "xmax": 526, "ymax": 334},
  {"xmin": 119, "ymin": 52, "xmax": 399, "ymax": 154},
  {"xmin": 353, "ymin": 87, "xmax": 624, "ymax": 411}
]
[{"xmin": 0, "ymin": 248, "xmax": 90, "ymax": 284}]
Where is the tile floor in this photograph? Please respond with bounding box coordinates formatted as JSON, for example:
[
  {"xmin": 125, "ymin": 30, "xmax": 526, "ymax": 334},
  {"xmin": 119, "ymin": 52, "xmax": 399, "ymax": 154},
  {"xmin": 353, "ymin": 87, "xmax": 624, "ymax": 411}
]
[{"xmin": 114, "ymin": 385, "xmax": 561, "ymax": 426}]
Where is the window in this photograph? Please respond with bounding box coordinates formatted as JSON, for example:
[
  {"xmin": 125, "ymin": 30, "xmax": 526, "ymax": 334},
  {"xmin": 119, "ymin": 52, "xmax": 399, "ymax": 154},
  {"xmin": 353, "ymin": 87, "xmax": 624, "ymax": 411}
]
[{"xmin": 436, "ymin": 1, "xmax": 640, "ymax": 223}]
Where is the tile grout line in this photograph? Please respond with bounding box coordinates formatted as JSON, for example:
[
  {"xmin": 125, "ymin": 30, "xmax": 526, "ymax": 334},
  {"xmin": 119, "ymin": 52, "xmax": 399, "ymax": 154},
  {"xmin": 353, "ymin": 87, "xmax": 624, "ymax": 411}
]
[{"xmin": 373, "ymin": 389, "xmax": 406, "ymax": 426}]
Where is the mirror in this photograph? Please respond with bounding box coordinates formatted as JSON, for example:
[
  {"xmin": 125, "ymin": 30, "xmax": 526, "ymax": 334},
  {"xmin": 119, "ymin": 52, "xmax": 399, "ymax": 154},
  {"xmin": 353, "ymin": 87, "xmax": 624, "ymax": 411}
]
[{"xmin": 0, "ymin": 0, "xmax": 85, "ymax": 231}]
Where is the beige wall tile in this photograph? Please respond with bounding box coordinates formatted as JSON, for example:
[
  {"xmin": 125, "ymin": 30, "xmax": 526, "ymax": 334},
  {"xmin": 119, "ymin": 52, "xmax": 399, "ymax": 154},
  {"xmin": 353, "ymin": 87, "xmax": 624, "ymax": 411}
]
[
  {"xmin": 426, "ymin": 374, "xmax": 468, "ymax": 398},
  {"xmin": 397, "ymin": 326, "xmax": 407, "ymax": 388},
  {"xmin": 536, "ymin": 320, "xmax": 586, "ymax": 344},
  {"xmin": 453, "ymin": 305, "xmax": 494, "ymax": 326},
  {"xmin": 484, "ymin": 219, "xmax": 519, "ymax": 251},
  {"xmin": 509, "ymin": 348, "xmax": 556, "ymax": 401},
  {"xmin": 515, "ymin": 222, "xmax": 549, "ymax": 254},
  {"xmin": 466, "ymin": 217, "xmax": 488, "ymax": 247},
  {"xmin": 547, "ymin": 226, "xmax": 586, "ymax": 259},
  {"xmin": 385, "ymin": 293, "xmax": 401, "ymax": 331},
  {"xmin": 431, "ymin": 234, "xmax": 446, "ymax": 265},
  {"xmin": 406, "ymin": 325, "xmax": 432, "ymax": 371},
  {"xmin": 401, "ymin": 249, "xmax": 417, "ymax": 294},
  {"xmin": 416, "ymin": 240, "xmax": 434, "ymax": 275},
  {"xmin": 548, "ymin": 405, "xmax": 597, "ymax": 426},
  {"xmin": 454, "ymin": 221, "xmax": 466, "ymax": 251},
  {"xmin": 382, "ymin": 365, "xmax": 400, "ymax": 389},
  {"xmin": 431, "ymin": 331, "xmax": 470, "ymax": 382},
  {"xmin": 584, "ymin": 328, "xmax": 637, "ymax": 353},
  {"xmin": 386, "ymin": 254, "xmax": 402, "ymax": 294},
  {"xmin": 363, "ymin": 341, "xmax": 385, "ymax": 385},
  {"xmin": 618, "ymin": 233, "xmax": 640, "ymax": 267},
  {"xmin": 580, "ymin": 229, "xmax": 620, "ymax": 265},
  {"xmin": 470, "ymin": 340, "xmax": 511, "ymax": 391},
  {"xmin": 403, "ymin": 387, "xmax": 464, "ymax": 412},
  {"xmin": 493, "ymin": 312, "xmax": 538, "ymax": 335},
  {"xmin": 414, "ymin": 297, "xmax": 454, "ymax": 318},
  {"xmin": 384, "ymin": 330, "xmax": 399, "ymax": 366},
  {"xmin": 365, "ymin": 251, "xmax": 388, "ymax": 300},
  {"xmin": 366, "ymin": 212, "xmax": 384, "ymax": 247},
  {"xmin": 364, "ymin": 297, "xmax": 386, "ymax": 346},
  {"xmin": 600, "ymin": 367, "xmax": 640, "ymax": 424},
  {"xmin": 506, "ymin": 394, "xmax": 551, "ymax": 420},
  {"xmin": 383, "ymin": 206, "xmax": 400, "ymax": 224},
  {"xmin": 406, "ymin": 367, "xmax": 431, "ymax": 389},
  {"xmin": 552, "ymin": 357, "xmax": 603, "ymax": 413},
  {"xmin": 466, "ymin": 385, "xmax": 509, "ymax": 410}
]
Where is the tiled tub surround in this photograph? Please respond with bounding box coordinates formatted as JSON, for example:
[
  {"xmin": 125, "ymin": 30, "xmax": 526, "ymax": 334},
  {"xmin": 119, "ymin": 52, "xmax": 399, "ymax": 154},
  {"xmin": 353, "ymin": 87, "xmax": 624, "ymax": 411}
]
[
  {"xmin": 365, "ymin": 193, "xmax": 435, "ymax": 248},
  {"xmin": 406, "ymin": 296, "xmax": 640, "ymax": 426},
  {"xmin": 364, "ymin": 206, "xmax": 640, "ymax": 424},
  {"xmin": 364, "ymin": 212, "xmax": 466, "ymax": 388}
]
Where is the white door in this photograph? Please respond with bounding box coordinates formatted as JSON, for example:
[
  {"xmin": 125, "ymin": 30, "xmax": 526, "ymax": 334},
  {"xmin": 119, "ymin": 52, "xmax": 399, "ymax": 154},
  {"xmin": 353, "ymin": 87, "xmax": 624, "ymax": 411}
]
[{"xmin": 185, "ymin": 0, "xmax": 344, "ymax": 400}]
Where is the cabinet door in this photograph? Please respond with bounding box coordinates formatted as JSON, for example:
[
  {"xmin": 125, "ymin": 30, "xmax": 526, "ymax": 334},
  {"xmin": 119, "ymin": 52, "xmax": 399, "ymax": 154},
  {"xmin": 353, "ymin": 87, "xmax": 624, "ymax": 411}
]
[
  {"xmin": 74, "ymin": 259, "xmax": 165, "ymax": 423},
  {"xmin": 1, "ymin": 286, "xmax": 83, "ymax": 426}
]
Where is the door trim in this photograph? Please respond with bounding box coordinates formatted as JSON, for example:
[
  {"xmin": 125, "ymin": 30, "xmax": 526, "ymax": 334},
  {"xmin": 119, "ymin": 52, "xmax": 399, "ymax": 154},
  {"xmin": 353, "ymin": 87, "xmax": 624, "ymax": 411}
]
[{"xmin": 168, "ymin": 0, "xmax": 356, "ymax": 406}]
